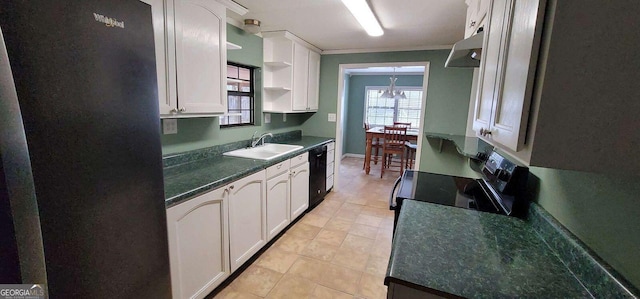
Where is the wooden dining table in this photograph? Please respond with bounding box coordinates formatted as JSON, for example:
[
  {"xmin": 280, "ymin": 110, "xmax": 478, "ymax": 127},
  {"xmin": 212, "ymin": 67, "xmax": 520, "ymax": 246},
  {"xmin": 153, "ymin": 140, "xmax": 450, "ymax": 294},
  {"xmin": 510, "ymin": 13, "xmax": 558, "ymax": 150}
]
[{"xmin": 364, "ymin": 127, "xmax": 419, "ymax": 174}]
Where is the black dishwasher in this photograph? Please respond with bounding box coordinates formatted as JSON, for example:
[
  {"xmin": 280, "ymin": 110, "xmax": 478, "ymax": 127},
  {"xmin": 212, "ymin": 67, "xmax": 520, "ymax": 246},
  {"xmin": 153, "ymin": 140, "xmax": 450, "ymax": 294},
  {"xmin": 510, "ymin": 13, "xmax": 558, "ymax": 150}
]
[{"xmin": 308, "ymin": 145, "xmax": 327, "ymax": 209}]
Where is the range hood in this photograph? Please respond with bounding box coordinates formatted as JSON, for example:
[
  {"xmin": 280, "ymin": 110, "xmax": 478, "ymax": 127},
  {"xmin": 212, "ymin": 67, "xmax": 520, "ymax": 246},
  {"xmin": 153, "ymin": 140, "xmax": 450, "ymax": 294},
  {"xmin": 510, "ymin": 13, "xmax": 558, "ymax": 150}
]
[{"xmin": 445, "ymin": 31, "xmax": 484, "ymax": 68}]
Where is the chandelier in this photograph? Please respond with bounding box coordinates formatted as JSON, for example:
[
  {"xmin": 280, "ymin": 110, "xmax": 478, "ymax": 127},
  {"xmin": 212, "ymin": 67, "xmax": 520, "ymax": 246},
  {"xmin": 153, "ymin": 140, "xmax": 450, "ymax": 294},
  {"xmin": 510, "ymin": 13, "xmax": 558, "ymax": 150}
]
[{"xmin": 380, "ymin": 68, "xmax": 407, "ymax": 99}]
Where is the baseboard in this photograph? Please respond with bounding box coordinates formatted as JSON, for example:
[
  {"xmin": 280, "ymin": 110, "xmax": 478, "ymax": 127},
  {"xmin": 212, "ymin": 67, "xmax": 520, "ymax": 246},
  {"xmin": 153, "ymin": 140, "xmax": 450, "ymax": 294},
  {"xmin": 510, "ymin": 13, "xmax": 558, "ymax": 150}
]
[{"xmin": 342, "ymin": 153, "xmax": 365, "ymax": 159}]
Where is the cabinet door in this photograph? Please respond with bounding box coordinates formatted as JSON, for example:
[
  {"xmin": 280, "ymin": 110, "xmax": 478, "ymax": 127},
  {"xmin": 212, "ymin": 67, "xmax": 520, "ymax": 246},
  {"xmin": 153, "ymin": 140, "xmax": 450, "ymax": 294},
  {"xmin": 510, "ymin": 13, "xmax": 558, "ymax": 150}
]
[
  {"xmin": 266, "ymin": 171, "xmax": 290, "ymax": 241},
  {"xmin": 307, "ymin": 50, "xmax": 320, "ymax": 111},
  {"xmin": 290, "ymin": 162, "xmax": 309, "ymax": 220},
  {"xmin": 477, "ymin": 0, "xmax": 490, "ymax": 22},
  {"xmin": 292, "ymin": 43, "xmax": 309, "ymax": 111},
  {"xmin": 228, "ymin": 171, "xmax": 267, "ymax": 272},
  {"xmin": 464, "ymin": 0, "xmax": 477, "ymax": 38},
  {"xmin": 174, "ymin": 0, "xmax": 227, "ymax": 114},
  {"xmin": 140, "ymin": 0, "xmax": 173, "ymax": 115},
  {"xmin": 491, "ymin": 0, "xmax": 542, "ymax": 150},
  {"xmin": 474, "ymin": 0, "xmax": 512, "ymax": 134},
  {"xmin": 167, "ymin": 186, "xmax": 229, "ymax": 299}
]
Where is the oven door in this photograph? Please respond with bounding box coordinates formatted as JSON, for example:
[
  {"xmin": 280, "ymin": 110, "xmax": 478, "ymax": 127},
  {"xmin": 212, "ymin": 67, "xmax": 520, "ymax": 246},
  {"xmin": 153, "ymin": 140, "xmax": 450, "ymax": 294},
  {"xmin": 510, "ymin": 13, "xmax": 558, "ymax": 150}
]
[{"xmin": 389, "ymin": 171, "xmax": 411, "ymax": 235}]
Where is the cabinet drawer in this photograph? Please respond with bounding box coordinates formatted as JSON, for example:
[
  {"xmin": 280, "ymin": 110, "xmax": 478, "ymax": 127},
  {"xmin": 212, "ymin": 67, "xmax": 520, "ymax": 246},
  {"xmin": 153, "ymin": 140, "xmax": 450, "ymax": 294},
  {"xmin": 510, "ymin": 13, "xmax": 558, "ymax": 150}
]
[
  {"xmin": 326, "ymin": 162, "xmax": 334, "ymax": 178},
  {"xmin": 291, "ymin": 152, "xmax": 308, "ymax": 167},
  {"xmin": 327, "ymin": 149, "xmax": 335, "ymax": 164},
  {"xmin": 326, "ymin": 174, "xmax": 334, "ymax": 191},
  {"xmin": 266, "ymin": 160, "xmax": 290, "ymax": 179},
  {"xmin": 327, "ymin": 142, "xmax": 335, "ymax": 151}
]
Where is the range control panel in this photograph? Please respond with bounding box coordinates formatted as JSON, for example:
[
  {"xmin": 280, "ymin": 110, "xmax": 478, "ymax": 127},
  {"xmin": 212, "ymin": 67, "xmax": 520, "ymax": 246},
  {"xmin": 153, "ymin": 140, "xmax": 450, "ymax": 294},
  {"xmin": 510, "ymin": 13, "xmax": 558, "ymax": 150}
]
[{"xmin": 481, "ymin": 151, "xmax": 528, "ymax": 195}]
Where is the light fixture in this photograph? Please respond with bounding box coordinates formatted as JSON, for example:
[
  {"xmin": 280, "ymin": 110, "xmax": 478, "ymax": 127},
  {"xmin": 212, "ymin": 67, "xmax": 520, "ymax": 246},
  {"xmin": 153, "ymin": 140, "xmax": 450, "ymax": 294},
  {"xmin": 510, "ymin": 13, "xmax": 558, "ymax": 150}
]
[
  {"xmin": 243, "ymin": 19, "xmax": 261, "ymax": 34},
  {"xmin": 380, "ymin": 68, "xmax": 407, "ymax": 99},
  {"xmin": 340, "ymin": 0, "xmax": 383, "ymax": 37}
]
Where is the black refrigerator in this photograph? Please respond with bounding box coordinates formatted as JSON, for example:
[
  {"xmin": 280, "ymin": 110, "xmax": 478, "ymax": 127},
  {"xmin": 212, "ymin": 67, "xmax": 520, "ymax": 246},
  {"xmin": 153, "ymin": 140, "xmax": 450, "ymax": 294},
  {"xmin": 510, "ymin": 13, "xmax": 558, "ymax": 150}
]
[{"xmin": 0, "ymin": 0, "xmax": 171, "ymax": 297}]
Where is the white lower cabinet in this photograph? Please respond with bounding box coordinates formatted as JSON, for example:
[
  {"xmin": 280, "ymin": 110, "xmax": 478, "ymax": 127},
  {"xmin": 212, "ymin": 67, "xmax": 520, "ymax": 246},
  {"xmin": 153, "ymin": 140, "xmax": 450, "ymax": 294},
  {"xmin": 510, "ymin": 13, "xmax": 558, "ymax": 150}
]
[
  {"xmin": 228, "ymin": 171, "xmax": 267, "ymax": 272},
  {"xmin": 167, "ymin": 186, "xmax": 229, "ymax": 299},
  {"xmin": 290, "ymin": 161, "xmax": 310, "ymax": 221},
  {"xmin": 326, "ymin": 141, "xmax": 335, "ymax": 191},
  {"xmin": 167, "ymin": 151, "xmax": 315, "ymax": 297},
  {"xmin": 266, "ymin": 168, "xmax": 291, "ymax": 241}
]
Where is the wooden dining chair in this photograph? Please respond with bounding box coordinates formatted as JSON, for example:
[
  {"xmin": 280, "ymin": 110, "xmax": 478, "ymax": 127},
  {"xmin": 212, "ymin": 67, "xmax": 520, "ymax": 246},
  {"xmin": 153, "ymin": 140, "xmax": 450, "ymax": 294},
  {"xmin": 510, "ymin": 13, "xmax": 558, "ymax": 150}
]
[
  {"xmin": 393, "ymin": 122, "xmax": 411, "ymax": 128},
  {"xmin": 381, "ymin": 126, "xmax": 407, "ymax": 178},
  {"xmin": 363, "ymin": 123, "xmax": 382, "ymax": 169},
  {"xmin": 393, "ymin": 122, "xmax": 415, "ymax": 169},
  {"xmin": 405, "ymin": 141, "xmax": 417, "ymax": 169}
]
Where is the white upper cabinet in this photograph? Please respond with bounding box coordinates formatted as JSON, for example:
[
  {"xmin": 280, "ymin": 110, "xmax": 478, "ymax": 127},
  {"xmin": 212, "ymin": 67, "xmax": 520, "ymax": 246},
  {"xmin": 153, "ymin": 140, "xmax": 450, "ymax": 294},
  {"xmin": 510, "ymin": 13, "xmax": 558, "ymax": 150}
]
[
  {"xmin": 173, "ymin": 0, "xmax": 227, "ymax": 114},
  {"xmin": 307, "ymin": 50, "xmax": 321, "ymax": 111},
  {"xmin": 474, "ymin": 0, "xmax": 543, "ymax": 151},
  {"xmin": 472, "ymin": 0, "xmax": 640, "ymax": 174},
  {"xmin": 292, "ymin": 42, "xmax": 310, "ymax": 111},
  {"xmin": 262, "ymin": 31, "xmax": 321, "ymax": 113},
  {"xmin": 155, "ymin": 0, "xmax": 227, "ymax": 117},
  {"xmin": 464, "ymin": 0, "xmax": 490, "ymax": 38},
  {"xmin": 142, "ymin": 0, "xmax": 173, "ymax": 115}
]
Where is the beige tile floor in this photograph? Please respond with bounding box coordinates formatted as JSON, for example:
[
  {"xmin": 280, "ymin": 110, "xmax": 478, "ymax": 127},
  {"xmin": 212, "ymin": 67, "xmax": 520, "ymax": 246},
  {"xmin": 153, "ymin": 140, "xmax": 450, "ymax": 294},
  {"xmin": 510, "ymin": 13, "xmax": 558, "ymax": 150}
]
[{"xmin": 214, "ymin": 157, "xmax": 399, "ymax": 299}]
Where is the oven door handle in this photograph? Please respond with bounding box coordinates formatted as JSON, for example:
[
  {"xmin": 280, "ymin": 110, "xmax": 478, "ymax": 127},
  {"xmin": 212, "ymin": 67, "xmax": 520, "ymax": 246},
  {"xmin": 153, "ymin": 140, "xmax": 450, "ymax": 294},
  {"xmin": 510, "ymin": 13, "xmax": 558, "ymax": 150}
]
[{"xmin": 389, "ymin": 176, "xmax": 402, "ymax": 210}]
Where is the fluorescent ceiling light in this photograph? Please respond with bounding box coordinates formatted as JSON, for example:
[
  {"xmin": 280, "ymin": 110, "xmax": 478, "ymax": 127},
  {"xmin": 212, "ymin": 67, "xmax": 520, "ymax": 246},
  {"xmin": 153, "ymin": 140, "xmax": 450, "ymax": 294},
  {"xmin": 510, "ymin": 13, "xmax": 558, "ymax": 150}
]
[{"xmin": 340, "ymin": 0, "xmax": 384, "ymax": 37}]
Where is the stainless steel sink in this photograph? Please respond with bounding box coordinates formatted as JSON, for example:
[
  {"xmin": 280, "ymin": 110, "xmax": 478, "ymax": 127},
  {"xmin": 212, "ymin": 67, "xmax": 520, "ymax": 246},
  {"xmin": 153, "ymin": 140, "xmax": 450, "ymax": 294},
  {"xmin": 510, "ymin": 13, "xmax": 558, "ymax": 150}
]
[{"xmin": 223, "ymin": 143, "xmax": 303, "ymax": 161}]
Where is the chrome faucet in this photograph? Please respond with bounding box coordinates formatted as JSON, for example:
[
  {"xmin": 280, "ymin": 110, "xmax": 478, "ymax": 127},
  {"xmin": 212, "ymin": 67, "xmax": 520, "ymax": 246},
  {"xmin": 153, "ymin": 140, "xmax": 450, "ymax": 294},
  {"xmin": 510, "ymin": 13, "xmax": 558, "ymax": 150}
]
[{"xmin": 251, "ymin": 132, "xmax": 273, "ymax": 147}]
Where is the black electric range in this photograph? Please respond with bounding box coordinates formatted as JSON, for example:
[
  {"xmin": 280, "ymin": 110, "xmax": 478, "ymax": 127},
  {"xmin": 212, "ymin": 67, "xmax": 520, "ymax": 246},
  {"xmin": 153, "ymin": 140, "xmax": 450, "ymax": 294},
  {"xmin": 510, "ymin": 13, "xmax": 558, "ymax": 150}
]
[{"xmin": 389, "ymin": 150, "xmax": 529, "ymax": 232}]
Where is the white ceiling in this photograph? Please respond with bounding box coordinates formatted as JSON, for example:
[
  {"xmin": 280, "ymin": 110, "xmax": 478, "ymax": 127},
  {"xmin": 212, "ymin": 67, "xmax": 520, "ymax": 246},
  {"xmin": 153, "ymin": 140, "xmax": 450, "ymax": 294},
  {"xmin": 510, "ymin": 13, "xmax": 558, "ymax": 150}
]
[{"xmin": 228, "ymin": 0, "xmax": 467, "ymax": 53}]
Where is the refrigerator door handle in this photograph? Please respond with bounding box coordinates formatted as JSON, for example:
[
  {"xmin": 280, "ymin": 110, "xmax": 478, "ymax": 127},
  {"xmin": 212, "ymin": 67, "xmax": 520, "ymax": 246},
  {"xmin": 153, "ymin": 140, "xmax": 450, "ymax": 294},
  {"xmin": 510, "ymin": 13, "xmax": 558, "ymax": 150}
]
[{"xmin": 0, "ymin": 26, "xmax": 48, "ymax": 283}]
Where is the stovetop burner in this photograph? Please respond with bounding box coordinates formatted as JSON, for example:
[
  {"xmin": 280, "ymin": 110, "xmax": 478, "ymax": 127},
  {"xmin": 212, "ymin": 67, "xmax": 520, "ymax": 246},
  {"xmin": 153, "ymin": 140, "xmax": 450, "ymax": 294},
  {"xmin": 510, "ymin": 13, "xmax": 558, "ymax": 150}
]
[
  {"xmin": 395, "ymin": 171, "xmax": 503, "ymax": 214},
  {"xmin": 389, "ymin": 150, "xmax": 529, "ymax": 233}
]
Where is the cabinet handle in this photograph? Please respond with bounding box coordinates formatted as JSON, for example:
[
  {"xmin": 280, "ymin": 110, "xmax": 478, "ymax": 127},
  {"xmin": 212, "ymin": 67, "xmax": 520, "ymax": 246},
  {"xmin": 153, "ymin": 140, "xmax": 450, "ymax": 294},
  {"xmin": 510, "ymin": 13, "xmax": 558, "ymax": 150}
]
[
  {"xmin": 277, "ymin": 164, "xmax": 282, "ymax": 169},
  {"xmin": 480, "ymin": 128, "xmax": 492, "ymax": 136},
  {"xmin": 179, "ymin": 107, "xmax": 186, "ymax": 112},
  {"xmin": 170, "ymin": 108, "xmax": 177, "ymax": 114},
  {"xmin": 229, "ymin": 185, "xmax": 234, "ymax": 190},
  {"xmin": 470, "ymin": 20, "xmax": 476, "ymax": 27}
]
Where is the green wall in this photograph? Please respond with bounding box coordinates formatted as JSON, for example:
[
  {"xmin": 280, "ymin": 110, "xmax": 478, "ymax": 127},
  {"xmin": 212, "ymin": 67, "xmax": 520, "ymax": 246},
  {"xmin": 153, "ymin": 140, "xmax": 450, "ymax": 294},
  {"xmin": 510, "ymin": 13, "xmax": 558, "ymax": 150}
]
[
  {"xmin": 344, "ymin": 75, "xmax": 424, "ymax": 155},
  {"xmin": 302, "ymin": 50, "xmax": 478, "ymax": 177},
  {"xmin": 341, "ymin": 74, "xmax": 350, "ymax": 155},
  {"xmin": 161, "ymin": 22, "xmax": 640, "ymax": 290},
  {"xmin": 528, "ymin": 167, "xmax": 640, "ymax": 288},
  {"xmin": 161, "ymin": 24, "xmax": 308, "ymax": 155}
]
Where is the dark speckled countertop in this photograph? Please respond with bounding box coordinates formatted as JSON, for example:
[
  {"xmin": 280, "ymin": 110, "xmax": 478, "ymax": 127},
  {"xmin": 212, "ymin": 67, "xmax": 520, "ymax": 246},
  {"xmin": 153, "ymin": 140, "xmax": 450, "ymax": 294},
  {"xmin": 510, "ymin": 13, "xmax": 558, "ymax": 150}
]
[
  {"xmin": 163, "ymin": 136, "xmax": 333, "ymax": 208},
  {"xmin": 385, "ymin": 200, "xmax": 592, "ymax": 298}
]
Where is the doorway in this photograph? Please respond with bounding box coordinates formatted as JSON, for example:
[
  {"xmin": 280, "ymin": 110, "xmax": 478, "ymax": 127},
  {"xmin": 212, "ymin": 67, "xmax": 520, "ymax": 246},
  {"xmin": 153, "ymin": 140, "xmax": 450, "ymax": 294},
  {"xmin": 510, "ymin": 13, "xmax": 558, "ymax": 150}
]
[{"xmin": 333, "ymin": 62, "xmax": 431, "ymax": 190}]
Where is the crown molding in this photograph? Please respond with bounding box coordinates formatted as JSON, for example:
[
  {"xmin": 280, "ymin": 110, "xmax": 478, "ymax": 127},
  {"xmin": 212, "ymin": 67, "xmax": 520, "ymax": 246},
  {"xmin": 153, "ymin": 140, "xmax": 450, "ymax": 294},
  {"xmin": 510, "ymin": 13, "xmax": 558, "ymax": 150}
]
[{"xmin": 321, "ymin": 44, "xmax": 453, "ymax": 55}]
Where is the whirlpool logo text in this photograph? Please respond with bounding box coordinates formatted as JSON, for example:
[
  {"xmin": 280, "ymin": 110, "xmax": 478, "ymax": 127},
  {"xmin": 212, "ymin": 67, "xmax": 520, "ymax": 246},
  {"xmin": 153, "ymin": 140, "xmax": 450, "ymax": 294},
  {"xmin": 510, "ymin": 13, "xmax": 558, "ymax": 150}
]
[{"xmin": 93, "ymin": 13, "xmax": 125, "ymax": 29}]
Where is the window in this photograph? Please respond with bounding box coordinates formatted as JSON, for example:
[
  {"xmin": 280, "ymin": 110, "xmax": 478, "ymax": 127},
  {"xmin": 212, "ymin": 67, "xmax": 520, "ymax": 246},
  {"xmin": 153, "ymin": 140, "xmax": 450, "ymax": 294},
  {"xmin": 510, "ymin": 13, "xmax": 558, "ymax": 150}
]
[
  {"xmin": 221, "ymin": 63, "xmax": 255, "ymax": 127},
  {"xmin": 364, "ymin": 86, "xmax": 423, "ymax": 128}
]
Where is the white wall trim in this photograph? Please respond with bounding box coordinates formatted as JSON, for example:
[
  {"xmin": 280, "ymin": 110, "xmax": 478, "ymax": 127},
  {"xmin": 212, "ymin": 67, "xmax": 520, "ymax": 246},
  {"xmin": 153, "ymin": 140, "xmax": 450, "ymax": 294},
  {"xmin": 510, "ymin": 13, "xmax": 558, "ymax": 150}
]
[
  {"xmin": 226, "ymin": 17, "xmax": 243, "ymax": 28},
  {"xmin": 346, "ymin": 72, "xmax": 424, "ymax": 76},
  {"xmin": 343, "ymin": 153, "xmax": 365, "ymax": 159},
  {"xmin": 261, "ymin": 31, "xmax": 322, "ymax": 53},
  {"xmin": 334, "ymin": 61, "xmax": 430, "ymax": 190},
  {"xmin": 322, "ymin": 45, "xmax": 452, "ymax": 55},
  {"xmin": 216, "ymin": 0, "xmax": 248, "ymax": 16}
]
